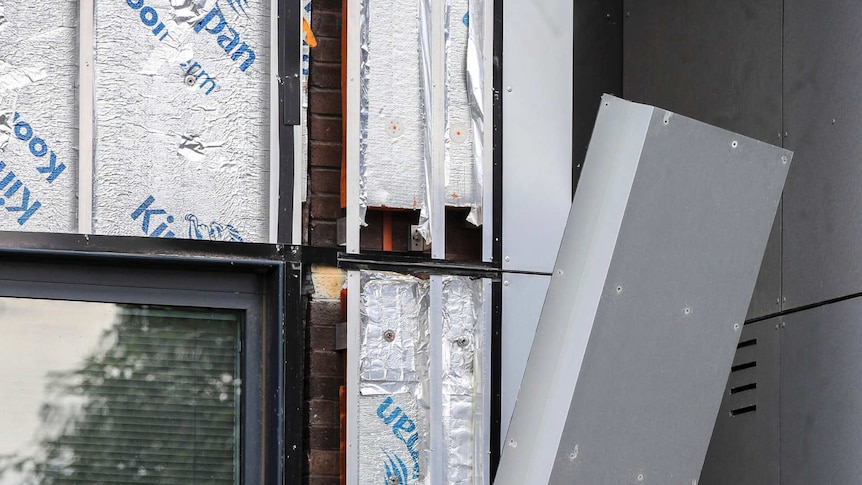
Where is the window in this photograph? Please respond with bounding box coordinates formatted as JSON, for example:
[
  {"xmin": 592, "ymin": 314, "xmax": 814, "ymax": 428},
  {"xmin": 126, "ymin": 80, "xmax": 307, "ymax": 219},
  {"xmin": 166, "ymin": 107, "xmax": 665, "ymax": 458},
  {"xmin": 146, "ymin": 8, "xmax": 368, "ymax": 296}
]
[{"xmin": 0, "ymin": 242, "xmax": 292, "ymax": 484}]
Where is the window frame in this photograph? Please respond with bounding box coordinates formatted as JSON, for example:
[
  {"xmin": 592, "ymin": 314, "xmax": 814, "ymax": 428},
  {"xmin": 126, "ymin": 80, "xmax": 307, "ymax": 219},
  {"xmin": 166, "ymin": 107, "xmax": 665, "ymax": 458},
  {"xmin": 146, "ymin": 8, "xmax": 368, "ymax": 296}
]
[{"xmin": 0, "ymin": 232, "xmax": 301, "ymax": 484}]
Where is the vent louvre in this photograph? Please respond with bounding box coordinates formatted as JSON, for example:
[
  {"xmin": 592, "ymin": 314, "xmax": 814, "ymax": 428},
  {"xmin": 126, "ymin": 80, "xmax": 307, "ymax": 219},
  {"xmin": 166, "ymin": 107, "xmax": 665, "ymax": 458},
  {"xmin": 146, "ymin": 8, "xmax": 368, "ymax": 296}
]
[{"xmin": 729, "ymin": 337, "xmax": 758, "ymax": 417}]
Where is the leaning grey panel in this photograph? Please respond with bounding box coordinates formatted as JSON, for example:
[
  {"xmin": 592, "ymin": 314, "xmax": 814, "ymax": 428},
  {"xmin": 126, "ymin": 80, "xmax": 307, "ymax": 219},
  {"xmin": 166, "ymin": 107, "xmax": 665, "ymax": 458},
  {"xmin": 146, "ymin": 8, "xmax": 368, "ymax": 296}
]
[
  {"xmin": 779, "ymin": 297, "xmax": 862, "ymax": 485},
  {"xmin": 495, "ymin": 95, "xmax": 791, "ymax": 484},
  {"xmin": 623, "ymin": 0, "xmax": 784, "ymax": 319},
  {"xmin": 500, "ymin": 272, "xmax": 551, "ymax": 446},
  {"xmin": 699, "ymin": 319, "xmax": 779, "ymax": 485},
  {"xmin": 501, "ymin": 0, "xmax": 572, "ymax": 273},
  {"xmin": 782, "ymin": 0, "xmax": 862, "ymax": 307}
]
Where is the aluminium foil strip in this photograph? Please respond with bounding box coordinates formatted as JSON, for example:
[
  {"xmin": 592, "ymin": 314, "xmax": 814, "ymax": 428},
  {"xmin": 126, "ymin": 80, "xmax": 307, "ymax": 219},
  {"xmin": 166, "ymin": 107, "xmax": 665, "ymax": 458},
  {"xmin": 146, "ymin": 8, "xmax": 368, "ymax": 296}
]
[
  {"xmin": 93, "ymin": 0, "xmax": 271, "ymax": 242},
  {"xmin": 442, "ymin": 276, "xmax": 483, "ymax": 484},
  {"xmin": 0, "ymin": 1, "xmax": 78, "ymax": 232},
  {"xmin": 300, "ymin": 0, "xmax": 310, "ymax": 203}
]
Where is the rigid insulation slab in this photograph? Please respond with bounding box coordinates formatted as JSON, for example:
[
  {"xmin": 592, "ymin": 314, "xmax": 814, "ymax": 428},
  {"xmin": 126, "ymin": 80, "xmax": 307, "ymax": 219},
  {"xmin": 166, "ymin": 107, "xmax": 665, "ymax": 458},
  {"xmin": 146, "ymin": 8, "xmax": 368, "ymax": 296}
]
[
  {"xmin": 93, "ymin": 0, "xmax": 271, "ymax": 242},
  {"xmin": 359, "ymin": 0, "xmax": 480, "ymax": 215},
  {"xmin": 357, "ymin": 271, "xmax": 484, "ymax": 485},
  {"xmin": 495, "ymin": 95, "xmax": 792, "ymax": 484},
  {"xmin": 0, "ymin": 2, "xmax": 78, "ymax": 232}
]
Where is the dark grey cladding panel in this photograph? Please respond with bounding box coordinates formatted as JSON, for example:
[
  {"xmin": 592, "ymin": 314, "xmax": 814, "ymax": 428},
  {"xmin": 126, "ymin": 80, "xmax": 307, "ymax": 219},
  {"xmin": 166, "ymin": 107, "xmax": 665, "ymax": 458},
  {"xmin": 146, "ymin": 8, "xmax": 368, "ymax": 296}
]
[
  {"xmin": 782, "ymin": 0, "xmax": 862, "ymax": 307},
  {"xmin": 548, "ymin": 102, "xmax": 790, "ymax": 483},
  {"xmin": 780, "ymin": 298, "xmax": 862, "ymax": 484},
  {"xmin": 700, "ymin": 320, "xmax": 780, "ymax": 485},
  {"xmin": 622, "ymin": 0, "xmax": 784, "ymax": 320}
]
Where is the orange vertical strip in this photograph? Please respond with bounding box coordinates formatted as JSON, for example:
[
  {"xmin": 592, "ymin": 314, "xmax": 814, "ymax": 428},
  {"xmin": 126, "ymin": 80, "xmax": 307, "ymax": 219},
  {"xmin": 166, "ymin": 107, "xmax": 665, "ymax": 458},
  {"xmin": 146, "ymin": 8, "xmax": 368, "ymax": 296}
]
[
  {"xmin": 340, "ymin": 0, "xmax": 348, "ymax": 208},
  {"xmin": 382, "ymin": 211, "xmax": 393, "ymax": 251}
]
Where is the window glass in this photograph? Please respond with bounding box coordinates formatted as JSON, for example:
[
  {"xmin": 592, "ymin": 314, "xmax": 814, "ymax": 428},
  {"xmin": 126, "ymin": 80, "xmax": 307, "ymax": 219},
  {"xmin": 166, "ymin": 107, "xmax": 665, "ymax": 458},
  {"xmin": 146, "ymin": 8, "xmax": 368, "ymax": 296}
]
[{"xmin": 0, "ymin": 298, "xmax": 241, "ymax": 484}]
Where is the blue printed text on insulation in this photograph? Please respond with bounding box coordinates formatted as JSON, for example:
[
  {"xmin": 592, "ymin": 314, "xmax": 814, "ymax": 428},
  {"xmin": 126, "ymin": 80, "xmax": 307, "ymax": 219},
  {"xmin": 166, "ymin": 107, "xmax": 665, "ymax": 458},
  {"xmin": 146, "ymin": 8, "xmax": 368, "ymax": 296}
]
[
  {"xmin": 10, "ymin": 113, "xmax": 66, "ymax": 183},
  {"xmin": 132, "ymin": 196, "xmax": 243, "ymax": 241},
  {"xmin": 124, "ymin": 0, "xmax": 171, "ymax": 42},
  {"xmin": 376, "ymin": 397, "xmax": 421, "ymax": 481},
  {"xmin": 195, "ymin": 3, "xmax": 257, "ymax": 72},
  {"xmin": 0, "ymin": 161, "xmax": 41, "ymax": 225}
]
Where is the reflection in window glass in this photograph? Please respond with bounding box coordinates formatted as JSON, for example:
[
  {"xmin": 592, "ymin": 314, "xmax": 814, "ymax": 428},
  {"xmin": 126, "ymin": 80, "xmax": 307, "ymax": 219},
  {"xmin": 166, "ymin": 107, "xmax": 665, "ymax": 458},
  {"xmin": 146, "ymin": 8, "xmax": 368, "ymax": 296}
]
[{"xmin": 0, "ymin": 298, "xmax": 241, "ymax": 484}]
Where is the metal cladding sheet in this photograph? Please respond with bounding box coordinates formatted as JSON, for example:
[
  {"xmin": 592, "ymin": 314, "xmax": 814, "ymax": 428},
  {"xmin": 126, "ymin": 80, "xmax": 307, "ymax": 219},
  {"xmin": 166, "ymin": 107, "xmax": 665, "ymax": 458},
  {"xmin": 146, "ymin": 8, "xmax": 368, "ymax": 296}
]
[
  {"xmin": 359, "ymin": 392, "xmax": 428, "ymax": 485},
  {"xmin": 445, "ymin": 0, "xmax": 480, "ymax": 215},
  {"xmin": 0, "ymin": 2, "xmax": 77, "ymax": 232},
  {"xmin": 360, "ymin": 0, "xmax": 425, "ymax": 214},
  {"xmin": 359, "ymin": 271, "xmax": 429, "ymax": 394},
  {"xmin": 300, "ymin": 0, "xmax": 310, "ymax": 202},
  {"xmin": 442, "ymin": 276, "xmax": 483, "ymax": 484},
  {"xmin": 93, "ymin": 0, "xmax": 271, "ymax": 242}
]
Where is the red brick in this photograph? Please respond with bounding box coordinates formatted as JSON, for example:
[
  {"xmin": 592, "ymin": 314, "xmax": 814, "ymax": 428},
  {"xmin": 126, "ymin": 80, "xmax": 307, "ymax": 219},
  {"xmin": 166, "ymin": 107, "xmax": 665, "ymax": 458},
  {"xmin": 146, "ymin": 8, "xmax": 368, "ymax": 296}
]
[
  {"xmin": 309, "ymin": 324, "xmax": 336, "ymax": 350},
  {"xmin": 310, "ymin": 167, "xmax": 341, "ymax": 195},
  {"xmin": 312, "ymin": 11, "xmax": 342, "ymax": 38},
  {"xmin": 310, "ymin": 194, "xmax": 342, "ymax": 220},
  {"xmin": 310, "ymin": 299, "xmax": 342, "ymax": 325},
  {"xmin": 310, "ymin": 219, "xmax": 338, "ymax": 247},
  {"xmin": 308, "ymin": 450, "xmax": 340, "ymax": 475},
  {"xmin": 309, "ymin": 350, "xmax": 343, "ymax": 377},
  {"xmin": 310, "ymin": 114, "xmax": 343, "ymax": 142},
  {"xmin": 311, "ymin": 37, "xmax": 342, "ymax": 63},
  {"xmin": 308, "ymin": 425, "xmax": 341, "ymax": 450},
  {"xmin": 308, "ymin": 398, "xmax": 340, "ymax": 426},
  {"xmin": 311, "ymin": 0, "xmax": 342, "ymax": 13},
  {"xmin": 309, "ymin": 141, "xmax": 342, "ymax": 168},
  {"xmin": 309, "ymin": 88, "xmax": 342, "ymax": 116},
  {"xmin": 309, "ymin": 62, "xmax": 341, "ymax": 89},
  {"xmin": 308, "ymin": 375, "xmax": 343, "ymax": 400}
]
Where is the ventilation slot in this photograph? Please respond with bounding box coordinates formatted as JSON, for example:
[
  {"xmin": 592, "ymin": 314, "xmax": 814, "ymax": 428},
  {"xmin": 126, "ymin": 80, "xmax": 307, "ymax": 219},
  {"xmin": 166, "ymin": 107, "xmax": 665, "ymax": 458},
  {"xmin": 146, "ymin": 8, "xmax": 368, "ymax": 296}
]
[
  {"xmin": 737, "ymin": 338, "xmax": 757, "ymax": 349},
  {"xmin": 730, "ymin": 405, "xmax": 757, "ymax": 416},
  {"xmin": 730, "ymin": 361, "xmax": 757, "ymax": 372},
  {"xmin": 730, "ymin": 382, "xmax": 757, "ymax": 394}
]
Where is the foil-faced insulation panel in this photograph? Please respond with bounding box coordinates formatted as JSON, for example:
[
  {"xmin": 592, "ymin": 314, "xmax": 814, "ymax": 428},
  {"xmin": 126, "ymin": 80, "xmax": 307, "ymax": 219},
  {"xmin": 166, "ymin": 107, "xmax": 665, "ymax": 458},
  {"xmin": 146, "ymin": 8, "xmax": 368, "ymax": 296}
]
[
  {"xmin": 357, "ymin": 271, "xmax": 485, "ymax": 484},
  {"xmin": 0, "ymin": 2, "xmax": 78, "ymax": 232},
  {"xmin": 93, "ymin": 0, "xmax": 271, "ymax": 242},
  {"xmin": 300, "ymin": 0, "xmax": 311, "ymax": 202},
  {"xmin": 360, "ymin": 0, "xmax": 426, "ymax": 215},
  {"xmin": 359, "ymin": 0, "xmax": 482, "ymax": 226}
]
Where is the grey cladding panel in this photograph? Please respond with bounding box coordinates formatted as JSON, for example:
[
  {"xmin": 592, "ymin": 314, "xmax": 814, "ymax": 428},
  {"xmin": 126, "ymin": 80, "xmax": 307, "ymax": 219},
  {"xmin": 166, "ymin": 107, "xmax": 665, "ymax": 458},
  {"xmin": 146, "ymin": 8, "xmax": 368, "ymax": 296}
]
[
  {"xmin": 782, "ymin": 0, "xmax": 862, "ymax": 307},
  {"xmin": 623, "ymin": 0, "xmax": 784, "ymax": 319},
  {"xmin": 549, "ymin": 106, "xmax": 790, "ymax": 483},
  {"xmin": 700, "ymin": 320, "xmax": 779, "ymax": 485},
  {"xmin": 780, "ymin": 298, "xmax": 862, "ymax": 485}
]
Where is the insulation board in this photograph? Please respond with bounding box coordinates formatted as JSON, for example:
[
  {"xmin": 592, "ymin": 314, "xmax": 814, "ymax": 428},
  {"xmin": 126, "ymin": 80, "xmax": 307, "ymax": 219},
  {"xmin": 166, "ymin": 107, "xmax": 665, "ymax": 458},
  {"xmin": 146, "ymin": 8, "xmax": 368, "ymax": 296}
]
[
  {"xmin": 93, "ymin": 0, "xmax": 271, "ymax": 242},
  {"xmin": 0, "ymin": 1, "xmax": 78, "ymax": 233}
]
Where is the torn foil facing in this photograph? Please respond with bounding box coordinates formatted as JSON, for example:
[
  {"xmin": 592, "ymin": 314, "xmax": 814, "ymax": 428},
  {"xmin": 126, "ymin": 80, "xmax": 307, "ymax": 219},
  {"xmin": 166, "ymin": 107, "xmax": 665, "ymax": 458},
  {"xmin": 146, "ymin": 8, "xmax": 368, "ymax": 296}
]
[
  {"xmin": 360, "ymin": 271, "xmax": 430, "ymax": 393},
  {"xmin": 93, "ymin": 0, "xmax": 271, "ymax": 242},
  {"xmin": 359, "ymin": 0, "xmax": 426, "ymax": 217},
  {"xmin": 445, "ymin": 0, "xmax": 481, "ymax": 218},
  {"xmin": 442, "ymin": 276, "xmax": 483, "ymax": 484},
  {"xmin": 0, "ymin": 2, "xmax": 78, "ymax": 232},
  {"xmin": 464, "ymin": 0, "xmax": 485, "ymax": 225},
  {"xmin": 359, "ymin": 392, "xmax": 428, "ymax": 485}
]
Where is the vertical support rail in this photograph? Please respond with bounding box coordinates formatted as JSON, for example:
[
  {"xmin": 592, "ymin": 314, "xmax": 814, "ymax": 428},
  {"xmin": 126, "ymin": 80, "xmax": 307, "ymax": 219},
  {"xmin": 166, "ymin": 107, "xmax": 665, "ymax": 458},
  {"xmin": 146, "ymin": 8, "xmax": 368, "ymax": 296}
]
[
  {"xmin": 478, "ymin": 278, "xmax": 493, "ymax": 483},
  {"xmin": 346, "ymin": 270, "xmax": 361, "ymax": 484},
  {"xmin": 430, "ymin": 0, "xmax": 447, "ymax": 260},
  {"xmin": 77, "ymin": 0, "xmax": 95, "ymax": 234},
  {"xmin": 268, "ymin": 0, "xmax": 281, "ymax": 243},
  {"xmin": 481, "ymin": 0, "xmax": 495, "ymax": 263},
  {"xmin": 429, "ymin": 275, "xmax": 445, "ymax": 484},
  {"xmin": 346, "ymin": 0, "xmax": 361, "ymax": 254}
]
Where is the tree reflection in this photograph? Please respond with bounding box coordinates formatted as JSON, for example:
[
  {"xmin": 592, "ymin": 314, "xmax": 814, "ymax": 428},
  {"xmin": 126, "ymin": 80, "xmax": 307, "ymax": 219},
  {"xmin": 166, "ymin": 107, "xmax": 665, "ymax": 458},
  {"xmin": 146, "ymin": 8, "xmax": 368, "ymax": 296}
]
[{"xmin": 0, "ymin": 307, "xmax": 240, "ymax": 484}]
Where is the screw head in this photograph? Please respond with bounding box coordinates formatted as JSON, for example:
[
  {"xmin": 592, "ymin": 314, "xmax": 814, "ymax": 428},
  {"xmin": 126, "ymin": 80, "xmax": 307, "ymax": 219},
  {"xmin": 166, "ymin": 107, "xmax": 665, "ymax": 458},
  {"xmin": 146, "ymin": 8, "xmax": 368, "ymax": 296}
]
[
  {"xmin": 383, "ymin": 330, "xmax": 395, "ymax": 342},
  {"xmin": 184, "ymin": 74, "xmax": 196, "ymax": 86},
  {"xmin": 455, "ymin": 335, "xmax": 470, "ymax": 348}
]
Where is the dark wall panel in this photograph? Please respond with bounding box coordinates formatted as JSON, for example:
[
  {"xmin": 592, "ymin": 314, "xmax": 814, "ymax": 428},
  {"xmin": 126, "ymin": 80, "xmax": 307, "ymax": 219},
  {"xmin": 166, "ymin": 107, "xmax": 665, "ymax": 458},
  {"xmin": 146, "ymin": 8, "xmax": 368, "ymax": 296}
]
[
  {"xmin": 700, "ymin": 320, "xmax": 780, "ymax": 485},
  {"xmin": 780, "ymin": 298, "xmax": 862, "ymax": 484},
  {"xmin": 782, "ymin": 0, "xmax": 862, "ymax": 307},
  {"xmin": 573, "ymin": 0, "xmax": 623, "ymax": 193},
  {"xmin": 622, "ymin": 0, "xmax": 784, "ymax": 319}
]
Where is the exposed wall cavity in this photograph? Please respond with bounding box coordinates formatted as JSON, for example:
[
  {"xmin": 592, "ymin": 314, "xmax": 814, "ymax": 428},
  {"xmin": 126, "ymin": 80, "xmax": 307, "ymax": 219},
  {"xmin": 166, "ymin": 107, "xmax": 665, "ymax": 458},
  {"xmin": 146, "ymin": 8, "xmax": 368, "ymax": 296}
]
[
  {"xmin": 0, "ymin": 2, "xmax": 78, "ymax": 232},
  {"xmin": 358, "ymin": 270, "xmax": 485, "ymax": 484},
  {"xmin": 93, "ymin": 0, "xmax": 271, "ymax": 242}
]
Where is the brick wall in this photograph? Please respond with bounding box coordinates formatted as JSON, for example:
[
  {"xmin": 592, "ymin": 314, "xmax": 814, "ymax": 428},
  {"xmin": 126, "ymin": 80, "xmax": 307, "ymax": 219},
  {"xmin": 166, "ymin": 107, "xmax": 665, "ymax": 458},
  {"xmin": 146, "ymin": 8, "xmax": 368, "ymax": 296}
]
[{"xmin": 305, "ymin": 0, "xmax": 345, "ymax": 483}]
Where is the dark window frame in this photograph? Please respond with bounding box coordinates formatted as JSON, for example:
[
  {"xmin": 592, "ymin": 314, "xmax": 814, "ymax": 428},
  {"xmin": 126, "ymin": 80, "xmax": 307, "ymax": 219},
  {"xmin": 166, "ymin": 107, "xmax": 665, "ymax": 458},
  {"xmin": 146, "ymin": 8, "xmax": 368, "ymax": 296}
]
[{"xmin": 0, "ymin": 232, "xmax": 303, "ymax": 485}]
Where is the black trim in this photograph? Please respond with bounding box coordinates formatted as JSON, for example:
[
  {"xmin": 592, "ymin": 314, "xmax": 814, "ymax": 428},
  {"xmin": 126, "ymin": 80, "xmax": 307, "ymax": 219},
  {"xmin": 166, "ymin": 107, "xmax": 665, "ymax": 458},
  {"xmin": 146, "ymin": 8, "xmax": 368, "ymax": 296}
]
[
  {"xmin": 278, "ymin": 124, "xmax": 296, "ymax": 244},
  {"xmin": 338, "ymin": 251, "xmax": 501, "ymax": 279},
  {"xmin": 280, "ymin": 0, "xmax": 302, "ymax": 125},
  {"xmin": 283, "ymin": 260, "xmax": 305, "ymax": 485},
  {"xmin": 492, "ymin": 0, "xmax": 504, "ymax": 267},
  {"xmin": 490, "ymin": 280, "xmax": 503, "ymax": 479}
]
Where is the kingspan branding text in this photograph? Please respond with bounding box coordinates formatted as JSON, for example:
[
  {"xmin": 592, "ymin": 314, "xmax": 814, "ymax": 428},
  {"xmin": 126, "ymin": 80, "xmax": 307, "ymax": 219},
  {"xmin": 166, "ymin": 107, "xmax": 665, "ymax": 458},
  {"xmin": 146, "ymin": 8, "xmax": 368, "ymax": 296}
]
[{"xmin": 376, "ymin": 396, "xmax": 421, "ymax": 483}]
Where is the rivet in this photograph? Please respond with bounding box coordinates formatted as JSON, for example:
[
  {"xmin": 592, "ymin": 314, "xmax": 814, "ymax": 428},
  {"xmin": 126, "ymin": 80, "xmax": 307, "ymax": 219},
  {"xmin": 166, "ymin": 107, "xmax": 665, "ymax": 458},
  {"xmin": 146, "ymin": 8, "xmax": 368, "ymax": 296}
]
[
  {"xmin": 832, "ymin": 119, "xmax": 836, "ymax": 124},
  {"xmin": 507, "ymin": 86, "xmax": 513, "ymax": 93},
  {"xmin": 503, "ymin": 281, "xmax": 509, "ymax": 287},
  {"xmin": 616, "ymin": 286, "xmax": 622, "ymax": 293},
  {"xmin": 733, "ymin": 323, "xmax": 740, "ymax": 331},
  {"xmin": 388, "ymin": 476, "xmax": 399, "ymax": 485},
  {"xmin": 504, "ymin": 256, "xmax": 510, "ymax": 262},
  {"xmin": 781, "ymin": 321, "xmax": 786, "ymax": 328},
  {"xmin": 184, "ymin": 74, "xmax": 196, "ymax": 86},
  {"xmin": 781, "ymin": 155, "xmax": 788, "ymax": 164},
  {"xmin": 508, "ymin": 439, "xmax": 517, "ymax": 448},
  {"xmin": 731, "ymin": 140, "xmax": 738, "ymax": 148},
  {"xmin": 683, "ymin": 307, "xmax": 691, "ymax": 315},
  {"xmin": 557, "ymin": 269, "xmax": 564, "ymax": 275},
  {"xmin": 456, "ymin": 335, "xmax": 469, "ymax": 348},
  {"xmin": 383, "ymin": 329, "xmax": 396, "ymax": 342},
  {"xmin": 637, "ymin": 473, "xmax": 644, "ymax": 482}
]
